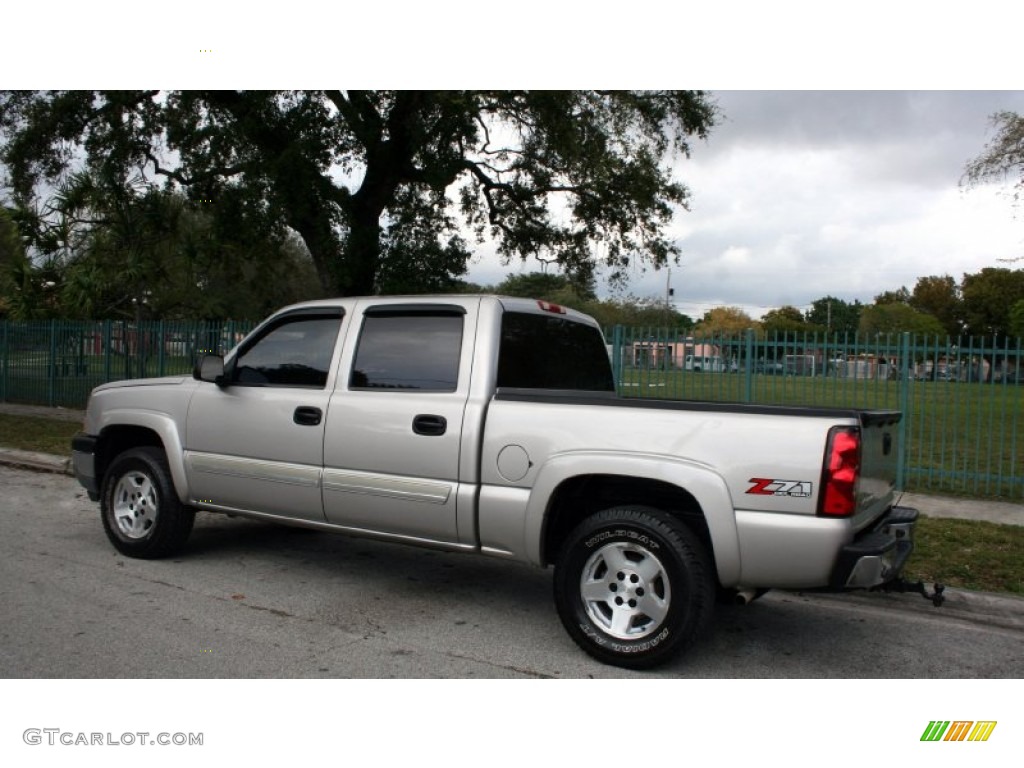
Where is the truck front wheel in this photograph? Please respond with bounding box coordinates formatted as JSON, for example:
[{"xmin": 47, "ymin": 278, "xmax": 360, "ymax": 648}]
[
  {"xmin": 553, "ymin": 506, "xmax": 714, "ymax": 669},
  {"xmin": 100, "ymin": 447, "xmax": 195, "ymax": 559}
]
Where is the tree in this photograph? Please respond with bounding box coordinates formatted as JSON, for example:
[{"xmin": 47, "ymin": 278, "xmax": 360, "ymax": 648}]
[
  {"xmin": 964, "ymin": 111, "xmax": 1024, "ymax": 206},
  {"xmin": 960, "ymin": 267, "xmax": 1024, "ymax": 339},
  {"xmin": 583, "ymin": 295, "xmax": 693, "ymax": 329},
  {"xmin": 4, "ymin": 169, "xmax": 321, "ymax": 320},
  {"xmin": 858, "ymin": 303, "xmax": 947, "ymax": 337},
  {"xmin": 0, "ymin": 206, "xmax": 21, "ymax": 268},
  {"xmin": 873, "ymin": 287, "xmax": 911, "ymax": 305},
  {"xmin": 964, "ymin": 111, "xmax": 1024, "ymax": 263},
  {"xmin": 695, "ymin": 306, "xmax": 760, "ymax": 336},
  {"xmin": 910, "ymin": 274, "xmax": 962, "ymax": 337},
  {"xmin": 493, "ymin": 272, "xmax": 588, "ymax": 300},
  {"xmin": 0, "ymin": 206, "xmax": 25, "ymax": 315},
  {"xmin": 761, "ymin": 305, "xmax": 816, "ymax": 335},
  {"xmin": 1009, "ymin": 299, "xmax": 1024, "ymax": 339},
  {"xmin": 0, "ymin": 91, "xmax": 717, "ymax": 297},
  {"xmin": 804, "ymin": 296, "xmax": 862, "ymax": 335},
  {"xmin": 46, "ymin": 170, "xmax": 184, "ymax": 320}
]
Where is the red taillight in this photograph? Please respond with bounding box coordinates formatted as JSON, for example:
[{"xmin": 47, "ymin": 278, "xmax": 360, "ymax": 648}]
[
  {"xmin": 537, "ymin": 300, "xmax": 566, "ymax": 314},
  {"xmin": 819, "ymin": 426, "xmax": 860, "ymax": 517}
]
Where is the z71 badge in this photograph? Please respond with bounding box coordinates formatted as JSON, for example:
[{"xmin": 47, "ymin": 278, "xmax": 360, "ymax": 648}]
[{"xmin": 746, "ymin": 478, "xmax": 813, "ymax": 497}]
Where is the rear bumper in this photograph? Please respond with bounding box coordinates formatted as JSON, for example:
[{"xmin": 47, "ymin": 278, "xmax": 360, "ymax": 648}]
[
  {"xmin": 830, "ymin": 505, "xmax": 917, "ymax": 588},
  {"xmin": 71, "ymin": 432, "xmax": 100, "ymax": 500}
]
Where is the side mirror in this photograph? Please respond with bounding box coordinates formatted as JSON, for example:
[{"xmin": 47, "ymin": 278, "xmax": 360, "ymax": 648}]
[{"xmin": 194, "ymin": 354, "xmax": 227, "ymax": 386}]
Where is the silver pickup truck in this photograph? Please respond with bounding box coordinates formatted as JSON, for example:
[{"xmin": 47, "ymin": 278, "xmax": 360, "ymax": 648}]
[{"xmin": 71, "ymin": 295, "xmax": 920, "ymax": 668}]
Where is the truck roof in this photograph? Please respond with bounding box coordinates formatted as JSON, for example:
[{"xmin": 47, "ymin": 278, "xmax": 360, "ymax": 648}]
[{"xmin": 271, "ymin": 294, "xmax": 602, "ymax": 326}]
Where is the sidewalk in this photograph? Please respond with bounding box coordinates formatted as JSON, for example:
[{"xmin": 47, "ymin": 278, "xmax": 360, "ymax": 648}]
[
  {"xmin": 1, "ymin": 402, "xmax": 1023, "ymax": 527},
  {"xmin": 901, "ymin": 491, "xmax": 1024, "ymax": 527}
]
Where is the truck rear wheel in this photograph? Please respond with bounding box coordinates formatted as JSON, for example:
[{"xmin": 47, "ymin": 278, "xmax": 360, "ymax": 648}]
[
  {"xmin": 553, "ymin": 506, "xmax": 714, "ymax": 669},
  {"xmin": 100, "ymin": 447, "xmax": 195, "ymax": 559}
]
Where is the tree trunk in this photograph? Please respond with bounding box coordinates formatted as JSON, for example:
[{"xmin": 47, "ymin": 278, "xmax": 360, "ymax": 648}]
[
  {"xmin": 343, "ymin": 203, "xmax": 382, "ymax": 296},
  {"xmin": 286, "ymin": 210, "xmax": 345, "ymax": 298}
]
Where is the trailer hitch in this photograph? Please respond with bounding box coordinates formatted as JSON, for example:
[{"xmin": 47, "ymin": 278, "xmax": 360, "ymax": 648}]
[{"xmin": 873, "ymin": 578, "xmax": 945, "ymax": 607}]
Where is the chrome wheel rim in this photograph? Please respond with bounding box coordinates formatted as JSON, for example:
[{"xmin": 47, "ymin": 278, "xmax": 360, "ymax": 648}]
[
  {"xmin": 580, "ymin": 541, "xmax": 671, "ymax": 640},
  {"xmin": 112, "ymin": 471, "xmax": 158, "ymax": 539}
]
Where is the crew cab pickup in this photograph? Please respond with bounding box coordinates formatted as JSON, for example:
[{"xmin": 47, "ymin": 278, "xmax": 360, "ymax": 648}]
[{"xmin": 71, "ymin": 295, "xmax": 918, "ymax": 668}]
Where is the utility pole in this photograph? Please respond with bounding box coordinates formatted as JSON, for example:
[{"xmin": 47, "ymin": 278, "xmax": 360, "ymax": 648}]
[{"xmin": 664, "ymin": 267, "xmax": 673, "ymax": 327}]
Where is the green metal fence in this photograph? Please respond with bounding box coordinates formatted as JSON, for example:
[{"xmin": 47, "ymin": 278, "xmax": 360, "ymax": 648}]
[
  {"xmin": 609, "ymin": 327, "xmax": 1023, "ymax": 500},
  {"xmin": 0, "ymin": 319, "xmax": 255, "ymax": 410},
  {"xmin": 1, "ymin": 320, "xmax": 1022, "ymax": 500}
]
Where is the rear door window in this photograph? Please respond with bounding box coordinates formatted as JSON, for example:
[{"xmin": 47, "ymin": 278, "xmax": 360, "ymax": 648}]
[{"xmin": 350, "ymin": 310, "xmax": 464, "ymax": 391}]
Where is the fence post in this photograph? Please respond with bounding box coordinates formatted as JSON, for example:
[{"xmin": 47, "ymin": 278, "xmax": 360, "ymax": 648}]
[
  {"xmin": 157, "ymin": 320, "xmax": 166, "ymax": 377},
  {"xmin": 45, "ymin": 319, "xmax": 56, "ymax": 407},
  {"xmin": 611, "ymin": 325, "xmax": 623, "ymax": 390},
  {"xmin": 103, "ymin": 320, "xmax": 111, "ymax": 382},
  {"xmin": 120, "ymin": 321, "xmax": 128, "ymax": 380},
  {"xmin": 744, "ymin": 329, "xmax": 754, "ymax": 403},
  {"xmin": 896, "ymin": 332, "xmax": 912, "ymax": 491},
  {"xmin": 0, "ymin": 321, "xmax": 7, "ymax": 402}
]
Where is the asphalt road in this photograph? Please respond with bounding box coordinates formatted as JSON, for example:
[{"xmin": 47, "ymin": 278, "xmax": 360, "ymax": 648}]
[{"xmin": 2, "ymin": 465, "xmax": 1022, "ymax": 679}]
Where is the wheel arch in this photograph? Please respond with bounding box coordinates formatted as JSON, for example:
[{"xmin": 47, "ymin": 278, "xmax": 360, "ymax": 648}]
[
  {"xmin": 528, "ymin": 453, "xmax": 741, "ymax": 585},
  {"xmin": 95, "ymin": 413, "xmax": 188, "ymax": 503}
]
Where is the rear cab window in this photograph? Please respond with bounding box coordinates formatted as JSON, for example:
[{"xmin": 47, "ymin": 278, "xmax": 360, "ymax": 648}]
[{"xmin": 497, "ymin": 309, "xmax": 614, "ymax": 392}]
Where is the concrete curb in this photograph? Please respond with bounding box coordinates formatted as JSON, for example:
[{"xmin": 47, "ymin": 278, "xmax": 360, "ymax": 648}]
[
  {"xmin": 0, "ymin": 448, "xmax": 73, "ymax": 476},
  {"xmin": 797, "ymin": 586, "xmax": 1024, "ymax": 632}
]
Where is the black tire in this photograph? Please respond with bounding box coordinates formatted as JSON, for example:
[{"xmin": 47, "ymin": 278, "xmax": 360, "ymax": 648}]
[
  {"xmin": 716, "ymin": 586, "xmax": 771, "ymax": 605},
  {"xmin": 100, "ymin": 446, "xmax": 195, "ymax": 559},
  {"xmin": 553, "ymin": 506, "xmax": 714, "ymax": 669}
]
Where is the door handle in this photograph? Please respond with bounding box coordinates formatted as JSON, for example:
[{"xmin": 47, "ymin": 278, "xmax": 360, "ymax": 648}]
[
  {"xmin": 412, "ymin": 414, "xmax": 447, "ymax": 436},
  {"xmin": 293, "ymin": 406, "xmax": 323, "ymax": 426}
]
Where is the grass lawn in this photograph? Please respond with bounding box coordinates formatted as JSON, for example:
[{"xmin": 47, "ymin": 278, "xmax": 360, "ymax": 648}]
[
  {"xmin": 0, "ymin": 413, "xmax": 80, "ymax": 455},
  {"xmin": 906, "ymin": 517, "xmax": 1023, "ymax": 596}
]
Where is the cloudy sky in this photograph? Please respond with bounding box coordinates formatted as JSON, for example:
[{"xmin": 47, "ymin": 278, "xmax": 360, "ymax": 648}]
[
  {"xmin": 467, "ymin": 91, "xmax": 1024, "ymax": 320},
  {"xmin": 8, "ymin": 7, "xmax": 1022, "ymax": 324}
]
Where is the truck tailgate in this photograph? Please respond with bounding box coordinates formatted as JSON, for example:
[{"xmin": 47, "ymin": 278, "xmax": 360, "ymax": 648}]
[{"xmin": 854, "ymin": 410, "xmax": 902, "ymax": 529}]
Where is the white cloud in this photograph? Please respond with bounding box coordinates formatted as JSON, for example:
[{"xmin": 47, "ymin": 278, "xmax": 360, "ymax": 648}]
[{"xmin": 467, "ymin": 91, "xmax": 1024, "ymax": 321}]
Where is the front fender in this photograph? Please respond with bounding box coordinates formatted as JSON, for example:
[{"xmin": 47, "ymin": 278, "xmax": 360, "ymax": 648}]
[
  {"xmin": 98, "ymin": 410, "xmax": 190, "ymax": 503},
  {"xmin": 524, "ymin": 450, "xmax": 741, "ymax": 585}
]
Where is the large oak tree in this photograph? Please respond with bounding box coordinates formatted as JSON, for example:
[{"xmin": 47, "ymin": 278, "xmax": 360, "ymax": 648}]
[
  {"xmin": 0, "ymin": 91, "xmax": 716, "ymax": 296},
  {"xmin": 964, "ymin": 111, "xmax": 1024, "ymax": 208}
]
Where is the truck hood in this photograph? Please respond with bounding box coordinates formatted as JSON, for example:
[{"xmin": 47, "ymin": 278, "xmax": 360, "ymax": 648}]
[
  {"xmin": 92, "ymin": 375, "xmax": 192, "ymax": 392},
  {"xmin": 85, "ymin": 376, "xmax": 198, "ymax": 437}
]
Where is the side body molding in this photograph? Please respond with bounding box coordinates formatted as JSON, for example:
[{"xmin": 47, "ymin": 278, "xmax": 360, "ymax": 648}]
[{"xmin": 523, "ymin": 451, "xmax": 741, "ymax": 585}]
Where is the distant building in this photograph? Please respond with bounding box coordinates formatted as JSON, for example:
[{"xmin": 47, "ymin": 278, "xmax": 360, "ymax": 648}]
[{"xmin": 628, "ymin": 338, "xmax": 720, "ymax": 368}]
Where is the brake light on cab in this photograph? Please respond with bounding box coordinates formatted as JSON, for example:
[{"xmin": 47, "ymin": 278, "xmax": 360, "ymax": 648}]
[
  {"xmin": 818, "ymin": 426, "xmax": 861, "ymax": 517},
  {"xmin": 536, "ymin": 300, "xmax": 566, "ymax": 314}
]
